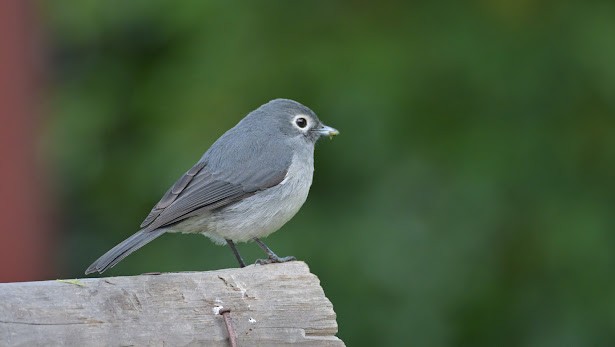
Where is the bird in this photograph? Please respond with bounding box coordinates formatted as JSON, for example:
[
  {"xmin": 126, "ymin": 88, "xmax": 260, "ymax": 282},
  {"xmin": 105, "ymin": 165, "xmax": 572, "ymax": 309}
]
[{"xmin": 85, "ymin": 99, "xmax": 338, "ymax": 274}]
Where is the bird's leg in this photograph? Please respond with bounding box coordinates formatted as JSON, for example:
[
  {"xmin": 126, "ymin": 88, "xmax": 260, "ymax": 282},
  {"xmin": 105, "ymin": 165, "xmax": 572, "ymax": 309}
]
[
  {"xmin": 253, "ymin": 238, "xmax": 296, "ymax": 265},
  {"xmin": 226, "ymin": 239, "xmax": 246, "ymax": 268}
]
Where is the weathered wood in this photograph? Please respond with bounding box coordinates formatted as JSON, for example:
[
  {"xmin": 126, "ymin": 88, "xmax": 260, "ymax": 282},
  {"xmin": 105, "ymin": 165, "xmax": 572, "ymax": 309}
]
[{"xmin": 0, "ymin": 261, "xmax": 343, "ymax": 346}]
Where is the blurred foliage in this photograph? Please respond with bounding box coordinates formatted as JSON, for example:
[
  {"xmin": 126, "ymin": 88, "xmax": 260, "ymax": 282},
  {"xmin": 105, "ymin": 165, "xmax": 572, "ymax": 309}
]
[{"xmin": 41, "ymin": 1, "xmax": 615, "ymax": 346}]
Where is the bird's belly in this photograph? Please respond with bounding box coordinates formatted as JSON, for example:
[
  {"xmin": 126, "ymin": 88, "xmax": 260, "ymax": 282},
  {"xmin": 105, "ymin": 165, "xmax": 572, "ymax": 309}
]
[
  {"xmin": 176, "ymin": 154, "xmax": 314, "ymax": 244},
  {"xmin": 209, "ymin": 179, "xmax": 311, "ymax": 242}
]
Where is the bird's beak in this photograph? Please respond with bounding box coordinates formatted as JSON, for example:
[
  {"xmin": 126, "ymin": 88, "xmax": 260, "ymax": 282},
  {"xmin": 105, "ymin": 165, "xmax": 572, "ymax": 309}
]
[{"xmin": 317, "ymin": 124, "xmax": 339, "ymax": 139}]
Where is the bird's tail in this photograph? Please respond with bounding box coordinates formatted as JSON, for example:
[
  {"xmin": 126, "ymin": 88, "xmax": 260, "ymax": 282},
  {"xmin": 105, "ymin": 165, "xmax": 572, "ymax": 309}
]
[{"xmin": 85, "ymin": 229, "xmax": 166, "ymax": 275}]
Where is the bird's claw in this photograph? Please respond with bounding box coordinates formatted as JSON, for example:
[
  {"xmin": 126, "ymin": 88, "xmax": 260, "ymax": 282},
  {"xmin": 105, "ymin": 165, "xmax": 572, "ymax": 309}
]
[{"xmin": 255, "ymin": 255, "xmax": 296, "ymax": 265}]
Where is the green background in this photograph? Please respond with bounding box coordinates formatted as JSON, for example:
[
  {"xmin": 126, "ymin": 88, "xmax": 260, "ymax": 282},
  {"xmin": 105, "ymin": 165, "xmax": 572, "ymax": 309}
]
[{"xmin": 43, "ymin": 1, "xmax": 615, "ymax": 345}]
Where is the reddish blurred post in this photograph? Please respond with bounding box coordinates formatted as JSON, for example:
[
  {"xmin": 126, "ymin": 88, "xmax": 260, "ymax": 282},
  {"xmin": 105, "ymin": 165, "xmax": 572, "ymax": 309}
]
[{"xmin": 0, "ymin": 0, "xmax": 54, "ymax": 281}]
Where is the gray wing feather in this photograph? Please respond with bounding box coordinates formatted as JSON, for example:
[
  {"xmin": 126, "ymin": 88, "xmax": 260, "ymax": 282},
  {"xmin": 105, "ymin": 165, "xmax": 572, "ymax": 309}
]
[
  {"xmin": 140, "ymin": 161, "xmax": 207, "ymax": 228},
  {"xmin": 139, "ymin": 131, "xmax": 292, "ymax": 232}
]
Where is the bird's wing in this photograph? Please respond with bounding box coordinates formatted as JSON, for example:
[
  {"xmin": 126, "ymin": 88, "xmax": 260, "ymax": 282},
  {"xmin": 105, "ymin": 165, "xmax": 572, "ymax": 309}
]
[
  {"xmin": 139, "ymin": 161, "xmax": 207, "ymax": 229},
  {"xmin": 139, "ymin": 139, "xmax": 292, "ymax": 231}
]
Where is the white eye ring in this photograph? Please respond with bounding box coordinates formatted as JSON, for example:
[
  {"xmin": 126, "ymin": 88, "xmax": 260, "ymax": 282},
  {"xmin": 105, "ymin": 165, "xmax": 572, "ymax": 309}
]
[{"xmin": 293, "ymin": 115, "xmax": 311, "ymax": 131}]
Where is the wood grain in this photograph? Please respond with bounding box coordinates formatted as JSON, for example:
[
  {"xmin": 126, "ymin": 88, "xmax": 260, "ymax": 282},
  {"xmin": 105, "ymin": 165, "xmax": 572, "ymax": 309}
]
[{"xmin": 0, "ymin": 261, "xmax": 343, "ymax": 346}]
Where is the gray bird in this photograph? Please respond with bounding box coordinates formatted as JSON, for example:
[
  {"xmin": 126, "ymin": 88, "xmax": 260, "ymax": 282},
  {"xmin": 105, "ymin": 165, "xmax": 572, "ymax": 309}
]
[{"xmin": 85, "ymin": 99, "xmax": 338, "ymax": 274}]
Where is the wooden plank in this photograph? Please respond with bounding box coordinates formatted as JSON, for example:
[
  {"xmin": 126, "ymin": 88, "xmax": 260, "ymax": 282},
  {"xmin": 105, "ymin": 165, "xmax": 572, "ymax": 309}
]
[{"xmin": 0, "ymin": 262, "xmax": 343, "ymax": 346}]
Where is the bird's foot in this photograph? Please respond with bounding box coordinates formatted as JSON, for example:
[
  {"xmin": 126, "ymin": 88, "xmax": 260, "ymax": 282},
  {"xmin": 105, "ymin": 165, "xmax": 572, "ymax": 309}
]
[{"xmin": 255, "ymin": 255, "xmax": 296, "ymax": 265}]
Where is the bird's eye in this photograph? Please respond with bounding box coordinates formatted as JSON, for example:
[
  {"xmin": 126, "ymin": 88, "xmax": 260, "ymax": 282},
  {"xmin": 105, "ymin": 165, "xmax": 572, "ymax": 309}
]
[{"xmin": 295, "ymin": 117, "xmax": 308, "ymax": 128}]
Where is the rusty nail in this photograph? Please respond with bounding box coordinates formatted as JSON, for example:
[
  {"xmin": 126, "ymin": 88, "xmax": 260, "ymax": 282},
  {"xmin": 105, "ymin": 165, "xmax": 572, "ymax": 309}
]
[{"xmin": 219, "ymin": 308, "xmax": 237, "ymax": 347}]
